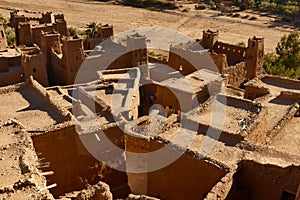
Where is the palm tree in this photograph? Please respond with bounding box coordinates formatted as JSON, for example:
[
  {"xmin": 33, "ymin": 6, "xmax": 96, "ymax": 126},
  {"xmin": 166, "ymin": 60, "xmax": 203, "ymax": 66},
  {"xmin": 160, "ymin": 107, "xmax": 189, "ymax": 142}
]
[{"xmin": 84, "ymin": 22, "xmax": 101, "ymax": 38}]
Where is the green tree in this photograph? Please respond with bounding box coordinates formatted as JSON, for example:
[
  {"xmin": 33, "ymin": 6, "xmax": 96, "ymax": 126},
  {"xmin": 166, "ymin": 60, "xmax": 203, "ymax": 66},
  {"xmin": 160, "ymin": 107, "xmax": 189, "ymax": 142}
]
[
  {"xmin": 264, "ymin": 31, "xmax": 300, "ymax": 79},
  {"xmin": 276, "ymin": 30, "xmax": 300, "ymax": 70},
  {"xmin": 0, "ymin": 15, "xmax": 16, "ymax": 46},
  {"xmin": 236, "ymin": 41, "xmax": 246, "ymax": 47},
  {"xmin": 5, "ymin": 27, "xmax": 16, "ymax": 46},
  {"xmin": 68, "ymin": 27, "xmax": 83, "ymax": 37},
  {"xmin": 84, "ymin": 22, "xmax": 101, "ymax": 38}
]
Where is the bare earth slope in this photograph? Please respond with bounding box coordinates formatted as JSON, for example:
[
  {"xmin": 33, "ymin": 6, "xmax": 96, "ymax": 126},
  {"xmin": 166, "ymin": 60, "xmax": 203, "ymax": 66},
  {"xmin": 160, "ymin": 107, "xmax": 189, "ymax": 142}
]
[{"xmin": 0, "ymin": 0, "xmax": 295, "ymax": 52}]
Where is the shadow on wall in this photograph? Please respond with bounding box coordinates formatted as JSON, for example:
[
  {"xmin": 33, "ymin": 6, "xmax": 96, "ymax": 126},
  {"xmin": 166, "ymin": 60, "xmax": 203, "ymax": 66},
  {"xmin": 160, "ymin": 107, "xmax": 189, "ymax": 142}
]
[
  {"xmin": 225, "ymin": 160, "xmax": 300, "ymax": 200},
  {"xmin": 125, "ymin": 135, "xmax": 228, "ymax": 200},
  {"xmin": 31, "ymin": 125, "xmax": 130, "ymax": 199}
]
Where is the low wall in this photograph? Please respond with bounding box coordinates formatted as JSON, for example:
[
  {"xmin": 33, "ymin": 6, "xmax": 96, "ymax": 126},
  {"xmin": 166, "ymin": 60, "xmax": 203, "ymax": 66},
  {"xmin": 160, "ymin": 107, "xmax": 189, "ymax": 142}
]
[
  {"xmin": 244, "ymin": 85, "xmax": 270, "ymax": 101},
  {"xmin": 267, "ymin": 102, "xmax": 300, "ymax": 140},
  {"xmin": 0, "ymin": 84, "xmax": 22, "ymax": 94},
  {"xmin": 261, "ymin": 75, "xmax": 300, "ymax": 90},
  {"xmin": 77, "ymin": 86, "xmax": 109, "ymax": 113},
  {"xmin": 204, "ymin": 171, "xmax": 236, "ymax": 200},
  {"xmin": 244, "ymin": 106, "xmax": 268, "ymax": 144},
  {"xmin": 26, "ymin": 77, "xmax": 71, "ymax": 121},
  {"xmin": 217, "ymin": 94, "xmax": 260, "ymax": 112},
  {"xmin": 278, "ymin": 91, "xmax": 300, "ymax": 102},
  {"xmin": 196, "ymin": 87, "xmax": 210, "ymax": 103}
]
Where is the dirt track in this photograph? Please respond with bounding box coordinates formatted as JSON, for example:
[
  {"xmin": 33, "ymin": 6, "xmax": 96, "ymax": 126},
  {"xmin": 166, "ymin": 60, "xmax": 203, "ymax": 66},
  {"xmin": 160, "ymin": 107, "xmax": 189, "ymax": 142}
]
[{"xmin": 0, "ymin": 0, "xmax": 296, "ymax": 52}]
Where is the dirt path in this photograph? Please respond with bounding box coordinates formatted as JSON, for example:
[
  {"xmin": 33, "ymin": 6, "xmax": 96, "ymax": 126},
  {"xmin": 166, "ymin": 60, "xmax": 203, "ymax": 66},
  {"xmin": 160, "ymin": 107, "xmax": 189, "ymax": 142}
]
[{"xmin": 0, "ymin": 0, "xmax": 295, "ymax": 52}]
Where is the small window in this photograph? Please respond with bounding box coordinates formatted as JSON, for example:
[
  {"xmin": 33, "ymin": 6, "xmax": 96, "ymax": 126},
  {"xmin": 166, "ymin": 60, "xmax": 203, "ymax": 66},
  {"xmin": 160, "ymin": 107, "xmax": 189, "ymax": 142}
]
[
  {"xmin": 243, "ymin": 51, "xmax": 246, "ymax": 57},
  {"xmin": 33, "ymin": 68, "xmax": 36, "ymax": 73},
  {"xmin": 1, "ymin": 30, "xmax": 4, "ymax": 38}
]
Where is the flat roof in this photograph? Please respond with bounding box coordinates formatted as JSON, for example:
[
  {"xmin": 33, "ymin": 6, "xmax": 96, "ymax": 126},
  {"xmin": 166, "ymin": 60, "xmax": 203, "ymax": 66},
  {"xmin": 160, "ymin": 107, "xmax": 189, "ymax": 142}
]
[{"xmin": 0, "ymin": 85, "xmax": 63, "ymax": 130}]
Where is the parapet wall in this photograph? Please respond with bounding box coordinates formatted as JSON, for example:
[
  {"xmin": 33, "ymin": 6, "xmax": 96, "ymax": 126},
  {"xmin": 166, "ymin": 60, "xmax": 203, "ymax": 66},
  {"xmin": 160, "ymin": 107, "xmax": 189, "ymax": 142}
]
[
  {"xmin": 213, "ymin": 41, "xmax": 247, "ymax": 66},
  {"xmin": 168, "ymin": 46, "xmax": 213, "ymax": 75}
]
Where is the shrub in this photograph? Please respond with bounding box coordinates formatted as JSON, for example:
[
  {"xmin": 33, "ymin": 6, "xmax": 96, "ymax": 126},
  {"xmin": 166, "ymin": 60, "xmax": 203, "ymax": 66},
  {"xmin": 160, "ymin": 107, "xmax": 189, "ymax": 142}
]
[
  {"xmin": 232, "ymin": 13, "xmax": 241, "ymax": 17},
  {"xmin": 195, "ymin": 4, "xmax": 207, "ymax": 10},
  {"xmin": 236, "ymin": 41, "xmax": 246, "ymax": 47},
  {"xmin": 249, "ymin": 16, "xmax": 257, "ymax": 20},
  {"xmin": 276, "ymin": 31, "xmax": 300, "ymax": 71},
  {"xmin": 260, "ymin": 1, "xmax": 277, "ymax": 11},
  {"xmin": 0, "ymin": 15, "xmax": 16, "ymax": 46},
  {"xmin": 68, "ymin": 27, "xmax": 83, "ymax": 37},
  {"xmin": 124, "ymin": 0, "xmax": 169, "ymax": 7},
  {"xmin": 5, "ymin": 27, "xmax": 16, "ymax": 46},
  {"xmin": 211, "ymin": 4, "xmax": 217, "ymax": 10}
]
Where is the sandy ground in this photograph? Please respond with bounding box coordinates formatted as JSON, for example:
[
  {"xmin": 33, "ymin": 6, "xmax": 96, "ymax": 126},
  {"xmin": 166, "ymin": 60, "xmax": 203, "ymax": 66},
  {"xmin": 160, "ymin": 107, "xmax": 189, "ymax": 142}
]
[{"xmin": 0, "ymin": 0, "xmax": 296, "ymax": 52}]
